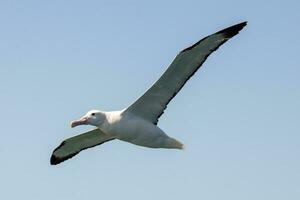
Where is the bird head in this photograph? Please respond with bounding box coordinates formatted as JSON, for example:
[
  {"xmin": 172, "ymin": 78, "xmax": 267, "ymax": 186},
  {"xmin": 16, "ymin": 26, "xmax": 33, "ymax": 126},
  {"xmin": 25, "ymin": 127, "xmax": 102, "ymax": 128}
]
[{"xmin": 70, "ymin": 110, "xmax": 105, "ymax": 128}]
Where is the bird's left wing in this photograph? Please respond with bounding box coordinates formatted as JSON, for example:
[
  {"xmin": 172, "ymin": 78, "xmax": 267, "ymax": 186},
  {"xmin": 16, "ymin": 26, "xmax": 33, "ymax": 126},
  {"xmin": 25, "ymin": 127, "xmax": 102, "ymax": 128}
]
[
  {"xmin": 50, "ymin": 128, "xmax": 114, "ymax": 165},
  {"xmin": 125, "ymin": 22, "xmax": 247, "ymax": 125}
]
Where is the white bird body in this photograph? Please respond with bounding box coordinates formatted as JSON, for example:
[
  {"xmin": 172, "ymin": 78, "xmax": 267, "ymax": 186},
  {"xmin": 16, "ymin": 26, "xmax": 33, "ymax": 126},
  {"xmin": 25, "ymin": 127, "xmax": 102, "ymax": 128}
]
[
  {"xmin": 50, "ymin": 21, "xmax": 247, "ymax": 165},
  {"xmin": 100, "ymin": 111, "xmax": 183, "ymax": 149}
]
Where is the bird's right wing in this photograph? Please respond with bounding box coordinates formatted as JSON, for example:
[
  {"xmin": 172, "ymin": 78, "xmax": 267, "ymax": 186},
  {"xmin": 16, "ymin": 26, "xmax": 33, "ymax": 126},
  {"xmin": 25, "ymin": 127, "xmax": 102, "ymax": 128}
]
[
  {"xmin": 125, "ymin": 22, "xmax": 247, "ymax": 125},
  {"xmin": 50, "ymin": 128, "xmax": 114, "ymax": 165}
]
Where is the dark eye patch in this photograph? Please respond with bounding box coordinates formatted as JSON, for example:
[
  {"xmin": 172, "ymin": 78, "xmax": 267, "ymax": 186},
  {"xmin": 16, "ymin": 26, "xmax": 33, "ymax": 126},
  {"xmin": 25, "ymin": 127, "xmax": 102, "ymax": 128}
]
[{"xmin": 91, "ymin": 113, "xmax": 95, "ymax": 116}]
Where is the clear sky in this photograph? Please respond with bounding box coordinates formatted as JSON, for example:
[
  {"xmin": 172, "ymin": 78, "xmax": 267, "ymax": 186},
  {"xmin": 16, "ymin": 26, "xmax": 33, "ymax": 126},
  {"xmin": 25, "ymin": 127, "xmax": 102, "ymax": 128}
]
[{"xmin": 0, "ymin": 0, "xmax": 299, "ymax": 199}]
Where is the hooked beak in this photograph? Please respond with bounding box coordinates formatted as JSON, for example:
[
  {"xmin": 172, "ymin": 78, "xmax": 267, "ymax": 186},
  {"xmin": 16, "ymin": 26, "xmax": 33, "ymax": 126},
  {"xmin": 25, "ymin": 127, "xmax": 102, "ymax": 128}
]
[{"xmin": 70, "ymin": 117, "xmax": 88, "ymax": 128}]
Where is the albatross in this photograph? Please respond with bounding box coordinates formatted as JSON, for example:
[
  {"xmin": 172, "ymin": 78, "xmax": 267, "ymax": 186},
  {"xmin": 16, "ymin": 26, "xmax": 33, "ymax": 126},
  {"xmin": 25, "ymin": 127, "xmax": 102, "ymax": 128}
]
[{"xmin": 50, "ymin": 21, "xmax": 247, "ymax": 165}]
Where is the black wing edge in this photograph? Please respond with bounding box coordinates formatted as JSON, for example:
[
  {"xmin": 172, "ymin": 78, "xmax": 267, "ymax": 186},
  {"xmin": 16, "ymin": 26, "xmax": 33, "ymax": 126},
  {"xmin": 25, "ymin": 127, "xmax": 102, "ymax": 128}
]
[
  {"xmin": 50, "ymin": 139, "xmax": 115, "ymax": 165},
  {"xmin": 153, "ymin": 21, "xmax": 247, "ymax": 125},
  {"xmin": 50, "ymin": 141, "xmax": 76, "ymax": 165},
  {"xmin": 181, "ymin": 21, "xmax": 247, "ymax": 53}
]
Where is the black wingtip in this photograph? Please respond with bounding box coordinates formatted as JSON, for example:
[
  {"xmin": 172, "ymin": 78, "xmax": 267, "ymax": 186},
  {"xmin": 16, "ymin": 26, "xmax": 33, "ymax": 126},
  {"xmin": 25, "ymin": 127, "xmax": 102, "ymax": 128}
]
[
  {"xmin": 50, "ymin": 155, "xmax": 60, "ymax": 165},
  {"xmin": 50, "ymin": 155, "xmax": 57, "ymax": 165},
  {"xmin": 181, "ymin": 21, "xmax": 247, "ymax": 53},
  {"xmin": 216, "ymin": 21, "xmax": 247, "ymax": 38},
  {"xmin": 50, "ymin": 141, "xmax": 66, "ymax": 165}
]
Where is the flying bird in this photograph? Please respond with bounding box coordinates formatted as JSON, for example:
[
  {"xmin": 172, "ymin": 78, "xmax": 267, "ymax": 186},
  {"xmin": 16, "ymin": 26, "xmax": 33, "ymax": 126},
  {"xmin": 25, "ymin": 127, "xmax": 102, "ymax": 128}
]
[{"xmin": 50, "ymin": 21, "xmax": 247, "ymax": 165}]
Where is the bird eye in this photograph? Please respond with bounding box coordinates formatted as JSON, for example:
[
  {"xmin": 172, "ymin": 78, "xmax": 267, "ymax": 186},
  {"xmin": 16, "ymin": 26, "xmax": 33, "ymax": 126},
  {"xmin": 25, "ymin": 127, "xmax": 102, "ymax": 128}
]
[{"xmin": 91, "ymin": 113, "xmax": 95, "ymax": 116}]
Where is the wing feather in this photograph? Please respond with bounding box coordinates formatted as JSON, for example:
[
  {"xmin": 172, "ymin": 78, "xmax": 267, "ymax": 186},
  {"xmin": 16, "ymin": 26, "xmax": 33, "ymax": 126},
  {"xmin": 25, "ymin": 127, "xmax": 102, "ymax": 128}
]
[
  {"xmin": 50, "ymin": 128, "xmax": 114, "ymax": 165},
  {"xmin": 125, "ymin": 22, "xmax": 247, "ymax": 124}
]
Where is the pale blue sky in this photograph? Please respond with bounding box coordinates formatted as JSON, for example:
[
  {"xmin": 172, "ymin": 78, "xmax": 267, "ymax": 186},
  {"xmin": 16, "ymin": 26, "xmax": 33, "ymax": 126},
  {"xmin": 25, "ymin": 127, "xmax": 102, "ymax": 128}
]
[{"xmin": 0, "ymin": 0, "xmax": 299, "ymax": 199}]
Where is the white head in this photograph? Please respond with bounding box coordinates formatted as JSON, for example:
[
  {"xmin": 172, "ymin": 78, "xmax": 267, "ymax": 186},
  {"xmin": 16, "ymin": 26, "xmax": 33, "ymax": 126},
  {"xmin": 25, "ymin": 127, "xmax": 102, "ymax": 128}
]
[{"xmin": 70, "ymin": 110, "xmax": 106, "ymax": 128}]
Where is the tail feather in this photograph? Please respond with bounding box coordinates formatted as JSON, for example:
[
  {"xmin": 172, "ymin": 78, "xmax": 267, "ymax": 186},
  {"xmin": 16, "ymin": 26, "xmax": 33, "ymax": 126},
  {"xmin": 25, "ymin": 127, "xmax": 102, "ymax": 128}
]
[{"xmin": 167, "ymin": 137, "xmax": 184, "ymax": 149}]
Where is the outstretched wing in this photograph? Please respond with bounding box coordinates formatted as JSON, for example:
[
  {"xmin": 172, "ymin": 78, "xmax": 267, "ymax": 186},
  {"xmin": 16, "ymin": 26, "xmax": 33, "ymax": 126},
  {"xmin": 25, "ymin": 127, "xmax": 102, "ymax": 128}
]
[
  {"xmin": 50, "ymin": 128, "xmax": 114, "ymax": 165},
  {"xmin": 125, "ymin": 22, "xmax": 247, "ymax": 125}
]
